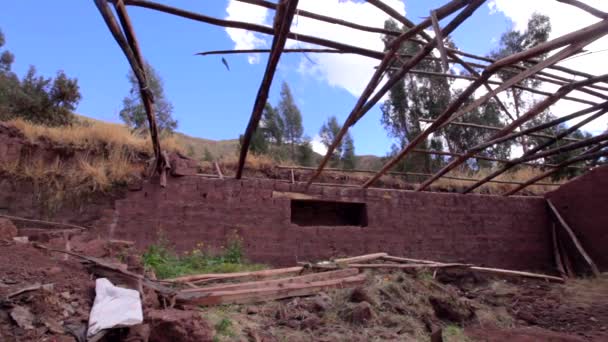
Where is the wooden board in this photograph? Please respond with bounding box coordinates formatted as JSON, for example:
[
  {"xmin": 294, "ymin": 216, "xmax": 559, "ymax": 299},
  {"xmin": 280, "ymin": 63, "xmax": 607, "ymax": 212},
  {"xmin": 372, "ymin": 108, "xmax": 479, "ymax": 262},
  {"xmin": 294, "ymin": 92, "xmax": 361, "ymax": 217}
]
[{"xmin": 177, "ymin": 274, "xmax": 367, "ymax": 306}]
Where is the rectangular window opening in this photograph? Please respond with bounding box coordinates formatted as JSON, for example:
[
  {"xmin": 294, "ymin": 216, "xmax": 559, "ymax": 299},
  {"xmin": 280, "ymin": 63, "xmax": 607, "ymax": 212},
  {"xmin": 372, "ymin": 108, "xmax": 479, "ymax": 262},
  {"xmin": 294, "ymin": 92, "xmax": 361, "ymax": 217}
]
[{"xmin": 290, "ymin": 199, "xmax": 368, "ymax": 227}]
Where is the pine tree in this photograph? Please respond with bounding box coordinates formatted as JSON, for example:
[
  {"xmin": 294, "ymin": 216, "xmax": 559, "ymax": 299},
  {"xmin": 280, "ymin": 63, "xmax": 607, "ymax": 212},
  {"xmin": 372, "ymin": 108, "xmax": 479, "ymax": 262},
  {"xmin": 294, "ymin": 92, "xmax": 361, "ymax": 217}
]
[
  {"xmin": 319, "ymin": 115, "xmax": 356, "ymax": 169},
  {"xmin": 319, "ymin": 116, "xmax": 343, "ymax": 167},
  {"xmin": 278, "ymin": 82, "xmax": 303, "ymax": 160},
  {"xmin": 342, "ymin": 133, "xmax": 356, "ymax": 170},
  {"xmin": 120, "ymin": 62, "xmax": 177, "ymax": 135},
  {"xmin": 297, "ymin": 137, "xmax": 315, "ymax": 167},
  {"xmin": 261, "ymin": 102, "xmax": 284, "ymax": 145}
]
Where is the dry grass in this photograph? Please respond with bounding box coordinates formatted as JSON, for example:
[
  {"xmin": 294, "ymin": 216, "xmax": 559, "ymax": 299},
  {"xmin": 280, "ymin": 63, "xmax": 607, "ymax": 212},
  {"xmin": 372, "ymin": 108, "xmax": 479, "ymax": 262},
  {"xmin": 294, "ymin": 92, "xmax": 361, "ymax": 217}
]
[
  {"xmin": 434, "ymin": 166, "xmax": 561, "ymax": 195},
  {"xmin": 8, "ymin": 117, "xmax": 184, "ymax": 155}
]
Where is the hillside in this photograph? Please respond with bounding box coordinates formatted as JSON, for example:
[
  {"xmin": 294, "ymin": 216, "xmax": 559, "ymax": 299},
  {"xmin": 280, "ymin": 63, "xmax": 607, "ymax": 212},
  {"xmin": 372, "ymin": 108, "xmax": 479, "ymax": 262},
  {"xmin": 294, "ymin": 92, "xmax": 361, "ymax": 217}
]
[{"xmin": 173, "ymin": 132, "xmax": 239, "ymax": 161}]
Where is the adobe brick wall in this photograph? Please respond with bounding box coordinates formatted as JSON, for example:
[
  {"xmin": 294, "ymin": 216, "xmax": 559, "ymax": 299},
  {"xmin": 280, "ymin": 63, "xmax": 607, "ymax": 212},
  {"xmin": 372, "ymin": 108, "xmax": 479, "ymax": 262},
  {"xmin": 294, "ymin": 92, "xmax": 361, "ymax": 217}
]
[
  {"xmin": 94, "ymin": 175, "xmax": 554, "ymax": 271},
  {"xmin": 545, "ymin": 165, "xmax": 608, "ymax": 271}
]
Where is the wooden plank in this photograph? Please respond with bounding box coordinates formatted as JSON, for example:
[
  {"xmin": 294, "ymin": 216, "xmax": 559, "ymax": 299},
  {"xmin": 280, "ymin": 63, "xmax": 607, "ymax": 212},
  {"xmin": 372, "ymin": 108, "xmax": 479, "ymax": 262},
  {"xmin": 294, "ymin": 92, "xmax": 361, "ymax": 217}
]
[
  {"xmin": 349, "ymin": 263, "xmax": 471, "ymax": 269},
  {"xmin": 334, "ymin": 253, "xmax": 388, "ymax": 264},
  {"xmin": 272, "ymin": 191, "xmax": 316, "ymax": 200},
  {"xmin": 469, "ymin": 266, "xmax": 564, "ymax": 283},
  {"xmin": 557, "ymin": 228, "xmax": 576, "ymax": 277},
  {"xmin": 180, "ymin": 268, "xmax": 359, "ymax": 294},
  {"xmin": 236, "ymin": 0, "xmax": 299, "ymax": 179},
  {"xmin": 381, "ymin": 255, "xmax": 438, "ymax": 264},
  {"xmin": 547, "ymin": 199, "xmax": 600, "ymax": 276},
  {"xmin": 551, "ymin": 222, "xmax": 567, "ymax": 278},
  {"xmin": 430, "ymin": 10, "xmax": 449, "ymax": 72},
  {"xmin": 167, "ymin": 266, "xmax": 304, "ymax": 283},
  {"xmin": 176, "ymin": 274, "xmax": 366, "ymax": 306},
  {"xmin": 214, "ymin": 162, "xmax": 224, "ymax": 180}
]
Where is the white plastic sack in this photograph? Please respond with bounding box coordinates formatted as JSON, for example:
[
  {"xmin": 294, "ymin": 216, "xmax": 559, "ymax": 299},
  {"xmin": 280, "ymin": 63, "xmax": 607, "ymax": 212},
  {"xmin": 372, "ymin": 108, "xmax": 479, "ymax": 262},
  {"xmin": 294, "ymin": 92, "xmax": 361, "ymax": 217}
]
[{"xmin": 87, "ymin": 278, "xmax": 143, "ymax": 337}]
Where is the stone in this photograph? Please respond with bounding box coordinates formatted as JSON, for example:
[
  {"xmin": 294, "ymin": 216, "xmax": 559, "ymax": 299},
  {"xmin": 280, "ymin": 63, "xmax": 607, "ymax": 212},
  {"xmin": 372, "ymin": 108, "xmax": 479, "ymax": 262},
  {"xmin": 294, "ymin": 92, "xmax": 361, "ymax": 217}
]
[
  {"xmin": 10, "ymin": 305, "xmax": 35, "ymax": 330},
  {"xmin": 146, "ymin": 309, "xmax": 213, "ymax": 342},
  {"xmin": 349, "ymin": 287, "xmax": 377, "ymax": 306},
  {"xmin": 309, "ymin": 293, "xmax": 332, "ymax": 314},
  {"xmin": 429, "ymin": 296, "xmax": 473, "ymax": 322},
  {"xmin": 0, "ymin": 218, "xmax": 18, "ymax": 240},
  {"xmin": 341, "ymin": 302, "xmax": 375, "ymax": 325}
]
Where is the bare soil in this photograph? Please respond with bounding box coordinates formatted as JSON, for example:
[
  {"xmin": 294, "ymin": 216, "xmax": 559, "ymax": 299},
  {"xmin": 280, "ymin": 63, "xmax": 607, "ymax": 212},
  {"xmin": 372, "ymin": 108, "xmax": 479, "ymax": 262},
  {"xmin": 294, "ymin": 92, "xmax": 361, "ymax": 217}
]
[{"xmin": 1, "ymin": 238, "xmax": 607, "ymax": 342}]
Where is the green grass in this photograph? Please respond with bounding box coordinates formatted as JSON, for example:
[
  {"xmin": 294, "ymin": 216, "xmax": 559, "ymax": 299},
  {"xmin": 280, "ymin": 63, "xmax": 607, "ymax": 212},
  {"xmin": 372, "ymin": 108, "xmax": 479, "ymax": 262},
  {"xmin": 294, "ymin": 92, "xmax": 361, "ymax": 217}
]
[
  {"xmin": 142, "ymin": 238, "xmax": 265, "ymax": 279},
  {"xmin": 443, "ymin": 324, "xmax": 470, "ymax": 342}
]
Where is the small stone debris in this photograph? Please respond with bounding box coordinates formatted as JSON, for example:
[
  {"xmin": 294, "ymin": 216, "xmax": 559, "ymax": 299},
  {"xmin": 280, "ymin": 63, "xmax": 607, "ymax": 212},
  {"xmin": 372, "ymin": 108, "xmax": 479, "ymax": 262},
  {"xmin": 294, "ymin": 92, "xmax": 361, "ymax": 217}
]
[{"xmin": 10, "ymin": 305, "xmax": 35, "ymax": 330}]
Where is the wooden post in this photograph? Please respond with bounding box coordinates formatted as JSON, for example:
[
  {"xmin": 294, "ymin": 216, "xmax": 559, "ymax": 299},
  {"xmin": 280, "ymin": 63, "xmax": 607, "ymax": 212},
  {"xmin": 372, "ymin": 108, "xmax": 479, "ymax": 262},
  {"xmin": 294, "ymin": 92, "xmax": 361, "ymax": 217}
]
[
  {"xmin": 547, "ymin": 199, "xmax": 600, "ymax": 276},
  {"xmin": 551, "ymin": 222, "xmax": 567, "ymax": 278},
  {"xmin": 236, "ymin": 0, "xmax": 299, "ymax": 179},
  {"xmin": 430, "ymin": 10, "xmax": 449, "ymax": 72},
  {"xmin": 214, "ymin": 162, "xmax": 224, "ymax": 180}
]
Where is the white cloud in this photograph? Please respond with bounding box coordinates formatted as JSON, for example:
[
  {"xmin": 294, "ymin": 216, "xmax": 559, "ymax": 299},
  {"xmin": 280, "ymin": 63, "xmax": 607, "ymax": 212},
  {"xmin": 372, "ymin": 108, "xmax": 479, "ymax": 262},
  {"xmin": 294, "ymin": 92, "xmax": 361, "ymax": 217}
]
[
  {"xmin": 489, "ymin": 0, "xmax": 608, "ymax": 134},
  {"xmin": 311, "ymin": 134, "xmax": 328, "ymax": 155},
  {"xmin": 224, "ymin": 0, "xmax": 405, "ymax": 96},
  {"xmin": 225, "ymin": 0, "xmax": 270, "ymax": 64}
]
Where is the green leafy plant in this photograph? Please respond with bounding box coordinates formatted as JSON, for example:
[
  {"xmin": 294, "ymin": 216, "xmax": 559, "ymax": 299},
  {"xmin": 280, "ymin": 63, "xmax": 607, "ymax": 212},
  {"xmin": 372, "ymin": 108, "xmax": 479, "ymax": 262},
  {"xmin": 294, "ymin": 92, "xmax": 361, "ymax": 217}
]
[{"xmin": 142, "ymin": 236, "xmax": 264, "ymax": 279}]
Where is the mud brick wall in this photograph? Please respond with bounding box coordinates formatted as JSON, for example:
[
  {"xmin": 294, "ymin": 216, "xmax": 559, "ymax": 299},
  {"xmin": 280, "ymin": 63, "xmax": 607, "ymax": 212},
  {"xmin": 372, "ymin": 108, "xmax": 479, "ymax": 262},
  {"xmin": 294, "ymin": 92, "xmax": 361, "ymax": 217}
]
[
  {"xmin": 545, "ymin": 166, "xmax": 608, "ymax": 271},
  {"xmin": 94, "ymin": 175, "xmax": 553, "ymax": 271}
]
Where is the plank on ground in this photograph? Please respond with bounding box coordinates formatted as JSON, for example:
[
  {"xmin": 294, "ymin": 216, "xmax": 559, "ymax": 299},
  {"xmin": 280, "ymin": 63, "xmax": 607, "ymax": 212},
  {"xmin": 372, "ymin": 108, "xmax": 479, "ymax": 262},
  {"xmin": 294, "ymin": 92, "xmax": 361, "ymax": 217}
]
[
  {"xmin": 334, "ymin": 253, "xmax": 388, "ymax": 264},
  {"xmin": 349, "ymin": 263, "xmax": 472, "ymax": 269},
  {"xmin": 180, "ymin": 268, "xmax": 359, "ymax": 294},
  {"xmin": 176, "ymin": 274, "xmax": 367, "ymax": 306},
  {"xmin": 167, "ymin": 266, "xmax": 304, "ymax": 283}
]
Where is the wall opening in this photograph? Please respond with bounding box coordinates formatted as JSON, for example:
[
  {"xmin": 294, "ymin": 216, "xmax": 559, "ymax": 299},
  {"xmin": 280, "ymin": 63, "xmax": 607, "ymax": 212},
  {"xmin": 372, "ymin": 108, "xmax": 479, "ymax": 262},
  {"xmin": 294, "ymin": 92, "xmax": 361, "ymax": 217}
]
[{"xmin": 290, "ymin": 199, "xmax": 368, "ymax": 227}]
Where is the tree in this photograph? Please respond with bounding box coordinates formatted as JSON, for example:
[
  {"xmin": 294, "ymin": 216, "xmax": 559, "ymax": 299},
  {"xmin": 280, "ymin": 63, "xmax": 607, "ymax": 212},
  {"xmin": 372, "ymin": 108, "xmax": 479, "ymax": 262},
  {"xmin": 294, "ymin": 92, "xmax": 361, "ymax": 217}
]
[
  {"xmin": 319, "ymin": 115, "xmax": 356, "ymax": 168},
  {"xmin": 0, "ymin": 28, "xmax": 80, "ymax": 125},
  {"xmin": 297, "ymin": 137, "xmax": 315, "ymax": 167},
  {"xmin": 342, "ymin": 133, "xmax": 356, "ymax": 169},
  {"xmin": 202, "ymin": 148, "xmax": 214, "ymax": 162},
  {"xmin": 277, "ymin": 82, "xmax": 303, "ymax": 160},
  {"xmin": 120, "ymin": 62, "xmax": 177, "ymax": 134},
  {"xmin": 491, "ymin": 13, "xmax": 551, "ymax": 152},
  {"xmin": 380, "ymin": 19, "xmax": 452, "ymax": 173},
  {"xmin": 319, "ymin": 116, "xmax": 342, "ymax": 166},
  {"xmin": 261, "ymin": 103, "xmax": 284, "ymax": 145}
]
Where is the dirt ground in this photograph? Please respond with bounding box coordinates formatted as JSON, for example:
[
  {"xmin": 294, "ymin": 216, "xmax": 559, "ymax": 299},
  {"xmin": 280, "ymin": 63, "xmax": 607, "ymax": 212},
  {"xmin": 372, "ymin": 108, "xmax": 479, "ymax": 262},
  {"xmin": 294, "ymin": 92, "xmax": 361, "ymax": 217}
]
[{"xmin": 1, "ymin": 238, "xmax": 607, "ymax": 342}]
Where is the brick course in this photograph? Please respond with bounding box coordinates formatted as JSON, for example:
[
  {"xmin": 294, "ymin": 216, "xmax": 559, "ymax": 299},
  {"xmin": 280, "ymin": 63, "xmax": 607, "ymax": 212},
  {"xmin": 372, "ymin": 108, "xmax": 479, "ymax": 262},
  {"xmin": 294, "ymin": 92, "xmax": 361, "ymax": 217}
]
[{"xmin": 95, "ymin": 176, "xmax": 553, "ymax": 271}]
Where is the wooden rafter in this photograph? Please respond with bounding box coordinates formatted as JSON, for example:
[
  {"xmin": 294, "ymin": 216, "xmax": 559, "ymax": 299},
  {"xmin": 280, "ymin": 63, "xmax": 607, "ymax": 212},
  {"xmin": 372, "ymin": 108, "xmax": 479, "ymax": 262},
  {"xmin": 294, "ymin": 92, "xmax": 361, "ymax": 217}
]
[
  {"xmin": 363, "ymin": 21, "xmax": 608, "ymax": 189},
  {"xmin": 236, "ymin": 0, "xmax": 300, "ymax": 179},
  {"xmin": 463, "ymin": 107, "xmax": 608, "ymax": 193},
  {"xmin": 306, "ymin": 0, "xmax": 484, "ymax": 188},
  {"xmin": 504, "ymin": 142, "xmax": 608, "ymax": 196}
]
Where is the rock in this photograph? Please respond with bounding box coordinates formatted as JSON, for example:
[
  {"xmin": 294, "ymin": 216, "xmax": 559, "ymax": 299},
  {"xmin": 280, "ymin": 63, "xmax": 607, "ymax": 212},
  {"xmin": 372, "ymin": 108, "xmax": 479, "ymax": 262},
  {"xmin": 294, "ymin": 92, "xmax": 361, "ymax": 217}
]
[
  {"xmin": 61, "ymin": 291, "xmax": 71, "ymax": 300},
  {"xmin": 10, "ymin": 305, "xmax": 35, "ymax": 330},
  {"xmin": 47, "ymin": 266, "xmax": 63, "ymax": 275},
  {"xmin": 308, "ymin": 293, "xmax": 332, "ymax": 314},
  {"xmin": 246, "ymin": 306, "xmax": 259, "ymax": 315},
  {"xmin": 349, "ymin": 287, "xmax": 376, "ymax": 306},
  {"xmin": 125, "ymin": 324, "xmax": 151, "ymax": 342},
  {"xmin": 429, "ymin": 296, "xmax": 473, "ymax": 322},
  {"xmin": 42, "ymin": 317, "xmax": 65, "ymax": 334},
  {"xmin": 516, "ymin": 310, "xmax": 538, "ymax": 325},
  {"xmin": 13, "ymin": 236, "xmax": 29, "ymax": 243},
  {"xmin": 341, "ymin": 302, "xmax": 375, "ymax": 325},
  {"xmin": 147, "ymin": 309, "xmax": 213, "ymax": 342},
  {"xmin": 300, "ymin": 316, "xmax": 322, "ymax": 330},
  {"xmin": 0, "ymin": 218, "xmax": 17, "ymax": 240}
]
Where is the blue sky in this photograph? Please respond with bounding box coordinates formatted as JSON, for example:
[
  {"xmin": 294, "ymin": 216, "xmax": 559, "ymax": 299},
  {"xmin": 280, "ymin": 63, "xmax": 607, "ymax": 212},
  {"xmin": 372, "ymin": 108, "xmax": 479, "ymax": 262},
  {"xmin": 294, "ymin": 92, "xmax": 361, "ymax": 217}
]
[{"xmin": 1, "ymin": 1, "xmax": 516, "ymax": 156}]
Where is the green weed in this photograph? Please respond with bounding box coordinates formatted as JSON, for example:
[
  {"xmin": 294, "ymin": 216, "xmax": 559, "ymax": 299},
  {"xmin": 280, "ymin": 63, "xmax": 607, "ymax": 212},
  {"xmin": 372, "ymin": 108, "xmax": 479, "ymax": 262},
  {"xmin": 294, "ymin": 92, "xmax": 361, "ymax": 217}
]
[{"xmin": 142, "ymin": 237, "xmax": 265, "ymax": 279}]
